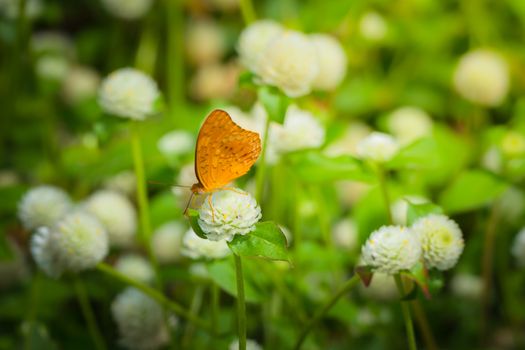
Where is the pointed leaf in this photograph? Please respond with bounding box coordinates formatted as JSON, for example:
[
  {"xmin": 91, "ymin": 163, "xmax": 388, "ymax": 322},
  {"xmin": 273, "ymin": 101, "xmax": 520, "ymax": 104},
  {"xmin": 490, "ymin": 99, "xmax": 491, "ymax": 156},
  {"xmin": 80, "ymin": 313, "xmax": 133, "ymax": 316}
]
[
  {"xmin": 228, "ymin": 222, "xmax": 290, "ymax": 262},
  {"xmin": 258, "ymin": 86, "xmax": 289, "ymax": 124},
  {"xmin": 186, "ymin": 209, "xmax": 207, "ymax": 239},
  {"xmin": 406, "ymin": 200, "xmax": 444, "ymax": 226},
  {"xmin": 355, "ymin": 265, "xmax": 374, "ymax": 287},
  {"xmin": 401, "ymin": 262, "xmax": 431, "ymax": 299}
]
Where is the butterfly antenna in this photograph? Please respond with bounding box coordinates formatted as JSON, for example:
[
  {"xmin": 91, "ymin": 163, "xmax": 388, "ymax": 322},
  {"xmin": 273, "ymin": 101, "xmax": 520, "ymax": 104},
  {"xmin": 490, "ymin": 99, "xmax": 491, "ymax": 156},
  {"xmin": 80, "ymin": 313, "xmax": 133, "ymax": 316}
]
[
  {"xmin": 147, "ymin": 180, "xmax": 192, "ymax": 189},
  {"xmin": 183, "ymin": 192, "xmax": 195, "ymax": 216}
]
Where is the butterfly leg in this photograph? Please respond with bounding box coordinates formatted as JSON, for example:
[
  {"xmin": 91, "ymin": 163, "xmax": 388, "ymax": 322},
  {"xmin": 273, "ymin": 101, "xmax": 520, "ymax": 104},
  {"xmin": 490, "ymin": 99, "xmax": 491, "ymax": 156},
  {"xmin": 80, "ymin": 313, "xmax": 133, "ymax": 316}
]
[
  {"xmin": 222, "ymin": 187, "xmax": 248, "ymax": 195},
  {"xmin": 207, "ymin": 193, "xmax": 216, "ymax": 222},
  {"xmin": 183, "ymin": 192, "xmax": 196, "ymax": 216}
]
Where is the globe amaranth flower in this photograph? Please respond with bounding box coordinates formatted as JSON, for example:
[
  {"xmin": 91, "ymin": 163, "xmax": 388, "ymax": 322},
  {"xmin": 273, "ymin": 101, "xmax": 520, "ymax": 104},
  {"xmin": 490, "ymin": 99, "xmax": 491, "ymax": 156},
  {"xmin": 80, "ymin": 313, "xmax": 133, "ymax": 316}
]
[
  {"xmin": 324, "ymin": 122, "xmax": 372, "ymax": 157},
  {"xmin": 61, "ymin": 65, "xmax": 100, "ymax": 105},
  {"xmin": 189, "ymin": 62, "xmax": 240, "ymax": 101},
  {"xmin": 387, "ymin": 106, "xmax": 433, "ymax": 145},
  {"xmin": 273, "ymin": 105, "xmax": 325, "ymax": 153},
  {"xmin": 84, "ymin": 190, "xmax": 137, "ymax": 248},
  {"xmin": 511, "ymin": 227, "xmax": 525, "ymax": 267},
  {"xmin": 237, "ymin": 20, "xmax": 284, "ymax": 75},
  {"xmin": 35, "ymin": 55, "xmax": 70, "ymax": 82},
  {"xmin": 103, "ymin": 171, "xmax": 136, "ymax": 196},
  {"xmin": 411, "ymin": 214, "xmax": 464, "ymax": 270},
  {"xmin": 356, "ymin": 132, "xmax": 400, "ymax": 163},
  {"xmin": 359, "ymin": 11, "xmax": 388, "ymax": 42},
  {"xmin": 198, "ymin": 189, "xmax": 262, "ymax": 242},
  {"xmin": 115, "ymin": 254, "xmax": 155, "ymax": 284},
  {"xmin": 310, "ymin": 34, "xmax": 347, "ymax": 91},
  {"xmin": 450, "ymin": 273, "xmax": 483, "ymax": 299},
  {"xmin": 256, "ymin": 30, "xmax": 320, "ymax": 97},
  {"xmin": 101, "ymin": 0, "xmax": 153, "ymax": 20},
  {"xmin": 18, "ymin": 185, "xmax": 72, "ymax": 230},
  {"xmin": 229, "ymin": 339, "xmax": 263, "ymax": 350},
  {"xmin": 157, "ymin": 130, "xmax": 194, "ymax": 158},
  {"xmin": 112, "ymin": 287, "xmax": 169, "ymax": 350},
  {"xmin": 99, "ymin": 68, "xmax": 160, "ymax": 120},
  {"xmin": 186, "ymin": 19, "xmax": 225, "ymax": 66},
  {"xmin": 453, "ymin": 49, "xmax": 509, "ymax": 107},
  {"xmin": 30, "ymin": 227, "xmax": 64, "ymax": 278},
  {"xmin": 182, "ymin": 228, "xmax": 230, "ymax": 260},
  {"xmin": 361, "ymin": 225, "xmax": 421, "ymax": 274},
  {"xmin": 152, "ymin": 221, "xmax": 185, "ymax": 264},
  {"xmin": 332, "ymin": 218, "xmax": 358, "ymax": 251}
]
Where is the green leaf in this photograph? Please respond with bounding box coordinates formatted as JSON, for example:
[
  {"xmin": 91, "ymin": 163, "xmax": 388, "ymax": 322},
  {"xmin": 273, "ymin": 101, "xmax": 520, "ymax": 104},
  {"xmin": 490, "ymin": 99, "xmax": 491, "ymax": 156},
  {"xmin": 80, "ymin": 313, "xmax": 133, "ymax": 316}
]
[
  {"xmin": 257, "ymin": 86, "xmax": 290, "ymax": 123},
  {"xmin": 228, "ymin": 222, "xmax": 290, "ymax": 262},
  {"xmin": 401, "ymin": 262, "xmax": 430, "ymax": 299},
  {"xmin": 286, "ymin": 151, "xmax": 374, "ymax": 183},
  {"xmin": 438, "ymin": 170, "xmax": 509, "ymax": 214},
  {"xmin": 186, "ymin": 209, "xmax": 207, "ymax": 239},
  {"xmin": 406, "ymin": 200, "xmax": 444, "ymax": 226},
  {"xmin": 389, "ymin": 137, "xmax": 440, "ymax": 169}
]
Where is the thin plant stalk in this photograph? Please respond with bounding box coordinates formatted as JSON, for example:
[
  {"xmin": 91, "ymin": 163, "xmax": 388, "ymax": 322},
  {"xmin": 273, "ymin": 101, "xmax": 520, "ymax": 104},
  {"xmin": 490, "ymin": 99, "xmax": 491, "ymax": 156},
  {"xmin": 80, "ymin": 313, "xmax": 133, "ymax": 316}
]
[
  {"xmin": 211, "ymin": 282, "xmax": 220, "ymax": 335},
  {"xmin": 182, "ymin": 285, "xmax": 204, "ymax": 348},
  {"xmin": 166, "ymin": 0, "xmax": 185, "ymax": 116},
  {"xmin": 255, "ymin": 116, "xmax": 271, "ymax": 204},
  {"xmin": 394, "ymin": 275, "xmax": 417, "ymax": 350},
  {"xmin": 73, "ymin": 277, "xmax": 107, "ymax": 350},
  {"xmin": 293, "ymin": 274, "xmax": 360, "ymax": 350},
  {"xmin": 376, "ymin": 164, "xmax": 392, "ymax": 223},
  {"xmin": 239, "ymin": 0, "xmax": 256, "ymax": 24},
  {"xmin": 24, "ymin": 271, "xmax": 42, "ymax": 350},
  {"xmin": 234, "ymin": 254, "xmax": 247, "ymax": 350}
]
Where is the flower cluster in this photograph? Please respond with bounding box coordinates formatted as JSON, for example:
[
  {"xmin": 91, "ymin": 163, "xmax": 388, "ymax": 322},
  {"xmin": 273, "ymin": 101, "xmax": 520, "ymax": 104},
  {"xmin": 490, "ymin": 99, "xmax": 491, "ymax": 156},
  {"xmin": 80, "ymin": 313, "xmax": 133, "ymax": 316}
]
[{"xmin": 356, "ymin": 132, "xmax": 400, "ymax": 163}]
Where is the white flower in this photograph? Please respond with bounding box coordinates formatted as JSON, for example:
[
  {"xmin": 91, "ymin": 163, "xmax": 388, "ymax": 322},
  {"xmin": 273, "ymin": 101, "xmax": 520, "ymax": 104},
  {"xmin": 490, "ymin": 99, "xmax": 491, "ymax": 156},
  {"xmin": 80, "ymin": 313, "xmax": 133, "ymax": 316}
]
[
  {"xmin": 84, "ymin": 190, "xmax": 137, "ymax": 248},
  {"xmin": 157, "ymin": 130, "xmax": 194, "ymax": 158},
  {"xmin": 257, "ymin": 30, "xmax": 320, "ymax": 97},
  {"xmin": 31, "ymin": 31, "xmax": 75, "ymax": 58},
  {"xmin": 181, "ymin": 228, "xmax": 230, "ymax": 259},
  {"xmin": 237, "ymin": 20, "xmax": 284, "ymax": 75},
  {"xmin": 356, "ymin": 132, "xmax": 400, "ymax": 163},
  {"xmin": 310, "ymin": 34, "xmax": 347, "ymax": 90},
  {"xmin": 387, "ymin": 107, "xmax": 433, "ymax": 145},
  {"xmin": 335, "ymin": 181, "xmax": 371, "ymax": 208},
  {"xmin": 186, "ymin": 19, "xmax": 225, "ymax": 66},
  {"xmin": 511, "ymin": 228, "xmax": 525, "ymax": 267},
  {"xmin": 412, "ymin": 214, "xmax": 464, "ymax": 270},
  {"xmin": 61, "ymin": 65, "xmax": 100, "ymax": 104},
  {"xmin": 391, "ymin": 196, "xmax": 429, "ymax": 226},
  {"xmin": 53, "ymin": 210, "xmax": 109, "ymax": 272},
  {"xmin": 324, "ymin": 122, "xmax": 372, "ymax": 157},
  {"xmin": 481, "ymin": 146, "xmax": 503, "ymax": 173},
  {"xmin": 103, "ymin": 171, "xmax": 136, "ymax": 196},
  {"xmin": 30, "ymin": 227, "xmax": 64, "ymax": 278},
  {"xmin": 500, "ymin": 131, "xmax": 525, "ymax": 158},
  {"xmin": 361, "ymin": 225, "xmax": 421, "ymax": 274},
  {"xmin": 453, "ymin": 49, "xmax": 509, "ymax": 107},
  {"xmin": 18, "ymin": 185, "xmax": 72, "ymax": 230},
  {"xmin": 198, "ymin": 189, "xmax": 261, "ymax": 242},
  {"xmin": 359, "ymin": 12, "xmax": 388, "ymax": 41},
  {"xmin": 112, "ymin": 288, "xmax": 169, "ymax": 350},
  {"xmin": 100, "ymin": 0, "xmax": 153, "ymax": 20},
  {"xmin": 332, "ymin": 218, "xmax": 358, "ymax": 251},
  {"xmin": 450, "ymin": 273, "xmax": 483, "ymax": 299},
  {"xmin": 189, "ymin": 63, "xmax": 240, "ymax": 101},
  {"xmin": 115, "ymin": 254, "xmax": 155, "ymax": 284},
  {"xmin": 359, "ymin": 272, "xmax": 397, "ymax": 300},
  {"xmin": 229, "ymin": 339, "xmax": 263, "ymax": 350},
  {"xmin": 99, "ymin": 68, "xmax": 160, "ymax": 120},
  {"xmin": 35, "ymin": 55, "xmax": 70, "ymax": 82},
  {"xmin": 152, "ymin": 221, "xmax": 185, "ymax": 264}
]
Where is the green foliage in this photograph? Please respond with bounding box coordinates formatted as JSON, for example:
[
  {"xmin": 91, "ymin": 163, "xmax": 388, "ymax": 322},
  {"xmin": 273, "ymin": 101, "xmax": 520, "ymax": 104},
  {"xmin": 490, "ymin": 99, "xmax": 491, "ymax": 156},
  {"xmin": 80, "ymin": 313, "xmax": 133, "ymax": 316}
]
[{"xmin": 228, "ymin": 222, "xmax": 290, "ymax": 262}]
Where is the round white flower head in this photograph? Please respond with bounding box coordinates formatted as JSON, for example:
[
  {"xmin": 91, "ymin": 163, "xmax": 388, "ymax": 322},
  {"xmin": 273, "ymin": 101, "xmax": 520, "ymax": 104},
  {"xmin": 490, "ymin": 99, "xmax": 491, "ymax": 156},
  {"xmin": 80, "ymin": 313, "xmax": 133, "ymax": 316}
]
[
  {"xmin": 189, "ymin": 63, "xmax": 240, "ymax": 101},
  {"xmin": 453, "ymin": 49, "xmax": 509, "ymax": 107},
  {"xmin": 112, "ymin": 287, "xmax": 169, "ymax": 350},
  {"xmin": 481, "ymin": 146, "xmax": 503, "ymax": 173},
  {"xmin": 35, "ymin": 55, "xmax": 70, "ymax": 82},
  {"xmin": 356, "ymin": 132, "xmax": 400, "ymax": 163},
  {"xmin": 157, "ymin": 130, "xmax": 194, "ymax": 158},
  {"xmin": 359, "ymin": 11, "xmax": 388, "ymax": 42},
  {"xmin": 101, "ymin": 0, "xmax": 153, "ymax": 20},
  {"xmin": 84, "ymin": 190, "xmax": 137, "ymax": 248},
  {"xmin": 186, "ymin": 19, "xmax": 225, "ymax": 66},
  {"xmin": 103, "ymin": 171, "xmax": 136, "ymax": 196},
  {"xmin": 361, "ymin": 225, "xmax": 421, "ymax": 274},
  {"xmin": 273, "ymin": 105, "xmax": 325, "ymax": 153},
  {"xmin": 450, "ymin": 273, "xmax": 483, "ymax": 299},
  {"xmin": 182, "ymin": 228, "xmax": 230, "ymax": 259},
  {"xmin": 412, "ymin": 214, "xmax": 464, "ymax": 270},
  {"xmin": 237, "ymin": 20, "xmax": 284, "ymax": 75},
  {"xmin": 61, "ymin": 65, "xmax": 100, "ymax": 104},
  {"xmin": 31, "ymin": 31, "xmax": 75, "ymax": 58},
  {"xmin": 53, "ymin": 210, "xmax": 109, "ymax": 272},
  {"xmin": 115, "ymin": 254, "xmax": 155, "ymax": 284},
  {"xmin": 387, "ymin": 106, "xmax": 433, "ymax": 145},
  {"xmin": 336, "ymin": 181, "xmax": 371, "ymax": 208},
  {"xmin": 229, "ymin": 339, "xmax": 263, "ymax": 350},
  {"xmin": 359, "ymin": 272, "xmax": 397, "ymax": 301},
  {"xmin": 152, "ymin": 221, "xmax": 185, "ymax": 264},
  {"xmin": 310, "ymin": 34, "xmax": 347, "ymax": 90},
  {"xmin": 257, "ymin": 30, "xmax": 320, "ymax": 97},
  {"xmin": 18, "ymin": 185, "xmax": 72, "ymax": 231},
  {"xmin": 332, "ymin": 218, "xmax": 358, "ymax": 251},
  {"xmin": 30, "ymin": 227, "xmax": 64, "ymax": 278},
  {"xmin": 99, "ymin": 68, "xmax": 160, "ymax": 120},
  {"xmin": 511, "ymin": 228, "xmax": 525, "ymax": 267},
  {"xmin": 198, "ymin": 189, "xmax": 262, "ymax": 242},
  {"xmin": 500, "ymin": 131, "xmax": 525, "ymax": 158},
  {"xmin": 324, "ymin": 122, "xmax": 372, "ymax": 157}
]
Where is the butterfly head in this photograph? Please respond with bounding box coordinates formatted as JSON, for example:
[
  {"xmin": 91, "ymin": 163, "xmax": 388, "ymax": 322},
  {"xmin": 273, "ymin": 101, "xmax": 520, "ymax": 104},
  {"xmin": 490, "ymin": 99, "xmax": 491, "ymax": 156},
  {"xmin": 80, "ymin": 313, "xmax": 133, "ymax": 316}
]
[{"xmin": 191, "ymin": 182, "xmax": 207, "ymax": 194}]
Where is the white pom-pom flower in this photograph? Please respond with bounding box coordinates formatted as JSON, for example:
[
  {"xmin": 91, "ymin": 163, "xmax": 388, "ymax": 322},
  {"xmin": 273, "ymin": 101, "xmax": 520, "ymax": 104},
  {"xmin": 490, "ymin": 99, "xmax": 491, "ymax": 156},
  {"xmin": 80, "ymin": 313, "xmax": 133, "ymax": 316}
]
[
  {"xmin": 18, "ymin": 185, "xmax": 72, "ymax": 230},
  {"xmin": 186, "ymin": 19, "xmax": 225, "ymax": 66},
  {"xmin": 101, "ymin": 0, "xmax": 153, "ymax": 20},
  {"xmin": 453, "ymin": 49, "xmax": 509, "ymax": 107},
  {"xmin": 411, "ymin": 214, "xmax": 464, "ymax": 270},
  {"xmin": 273, "ymin": 105, "xmax": 325, "ymax": 153},
  {"xmin": 112, "ymin": 287, "xmax": 169, "ymax": 350},
  {"xmin": 310, "ymin": 34, "xmax": 347, "ymax": 90},
  {"xmin": 84, "ymin": 190, "xmax": 137, "ymax": 248},
  {"xmin": 35, "ymin": 55, "xmax": 70, "ymax": 82},
  {"xmin": 511, "ymin": 228, "xmax": 525, "ymax": 267},
  {"xmin": 387, "ymin": 106, "xmax": 433, "ymax": 145},
  {"xmin": 189, "ymin": 63, "xmax": 240, "ymax": 101},
  {"xmin": 99, "ymin": 68, "xmax": 160, "ymax": 120},
  {"xmin": 450, "ymin": 273, "xmax": 483, "ymax": 299},
  {"xmin": 157, "ymin": 130, "xmax": 194, "ymax": 158},
  {"xmin": 257, "ymin": 30, "xmax": 320, "ymax": 97},
  {"xmin": 229, "ymin": 339, "xmax": 263, "ymax": 350},
  {"xmin": 324, "ymin": 122, "xmax": 371, "ymax": 157},
  {"xmin": 198, "ymin": 189, "xmax": 262, "ymax": 242},
  {"xmin": 361, "ymin": 225, "xmax": 421, "ymax": 274},
  {"xmin": 237, "ymin": 20, "xmax": 284, "ymax": 75},
  {"xmin": 356, "ymin": 132, "xmax": 400, "ymax": 163},
  {"xmin": 332, "ymin": 218, "xmax": 358, "ymax": 251},
  {"xmin": 182, "ymin": 228, "xmax": 230, "ymax": 260},
  {"xmin": 359, "ymin": 11, "xmax": 388, "ymax": 42},
  {"xmin": 152, "ymin": 221, "xmax": 185, "ymax": 264},
  {"xmin": 30, "ymin": 227, "xmax": 64, "ymax": 278},
  {"xmin": 115, "ymin": 254, "xmax": 155, "ymax": 284},
  {"xmin": 61, "ymin": 65, "xmax": 100, "ymax": 104},
  {"xmin": 103, "ymin": 171, "xmax": 136, "ymax": 196}
]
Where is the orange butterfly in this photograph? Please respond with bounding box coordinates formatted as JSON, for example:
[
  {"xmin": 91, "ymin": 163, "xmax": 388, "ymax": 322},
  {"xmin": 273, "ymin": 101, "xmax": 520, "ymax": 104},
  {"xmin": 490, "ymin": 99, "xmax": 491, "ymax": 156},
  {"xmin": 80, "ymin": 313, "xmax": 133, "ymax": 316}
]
[{"xmin": 185, "ymin": 109, "xmax": 261, "ymax": 213}]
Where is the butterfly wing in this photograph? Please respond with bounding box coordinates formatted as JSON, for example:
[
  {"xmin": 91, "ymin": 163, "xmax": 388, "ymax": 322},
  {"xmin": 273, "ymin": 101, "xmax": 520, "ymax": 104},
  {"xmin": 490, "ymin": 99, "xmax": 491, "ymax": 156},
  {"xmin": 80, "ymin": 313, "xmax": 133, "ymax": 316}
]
[{"xmin": 195, "ymin": 109, "xmax": 261, "ymax": 192}]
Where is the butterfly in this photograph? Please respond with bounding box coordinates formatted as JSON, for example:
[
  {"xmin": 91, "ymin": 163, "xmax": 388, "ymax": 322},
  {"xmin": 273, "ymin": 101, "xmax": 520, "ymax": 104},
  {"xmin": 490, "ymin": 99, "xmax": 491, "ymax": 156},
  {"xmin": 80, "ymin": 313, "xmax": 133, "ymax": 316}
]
[{"xmin": 185, "ymin": 109, "xmax": 262, "ymax": 214}]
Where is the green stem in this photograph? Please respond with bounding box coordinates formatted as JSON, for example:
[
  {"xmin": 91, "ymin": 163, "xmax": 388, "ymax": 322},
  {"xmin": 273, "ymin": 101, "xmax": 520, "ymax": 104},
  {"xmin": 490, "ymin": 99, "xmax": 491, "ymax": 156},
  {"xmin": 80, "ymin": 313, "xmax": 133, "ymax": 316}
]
[
  {"xmin": 255, "ymin": 115, "xmax": 272, "ymax": 204},
  {"xmin": 166, "ymin": 0, "xmax": 185, "ymax": 116},
  {"xmin": 96, "ymin": 263, "xmax": 214, "ymax": 334},
  {"xmin": 293, "ymin": 275, "xmax": 360, "ymax": 350},
  {"xmin": 24, "ymin": 271, "xmax": 42, "ymax": 350},
  {"xmin": 376, "ymin": 164, "xmax": 393, "ymax": 224},
  {"xmin": 135, "ymin": 15, "xmax": 158, "ymax": 75},
  {"xmin": 73, "ymin": 277, "xmax": 107, "ymax": 350},
  {"xmin": 211, "ymin": 282, "xmax": 220, "ymax": 335},
  {"xmin": 182, "ymin": 285, "xmax": 204, "ymax": 348},
  {"xmin": 394, "ymin": 275, "xmax": 417, "ymax": 350},
  {"xmin": 239, "ymin": 0, "xmax": 256, "ymax": 25},
  {"xmin": 234, "ymin": 254, "xmax": 247, "ymax": 350},
  {"xmin": 411, "ymin": 300, "xmax": 438, "ymax": 350}
]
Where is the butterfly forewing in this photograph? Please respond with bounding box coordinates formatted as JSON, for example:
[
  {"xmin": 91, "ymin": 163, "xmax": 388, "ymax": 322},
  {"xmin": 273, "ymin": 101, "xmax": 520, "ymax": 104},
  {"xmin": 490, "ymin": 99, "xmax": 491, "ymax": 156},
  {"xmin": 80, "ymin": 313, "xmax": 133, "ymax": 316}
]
[{"xmin": 195, "ymin": 109, "xmax": 261, "ymax": 192}]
